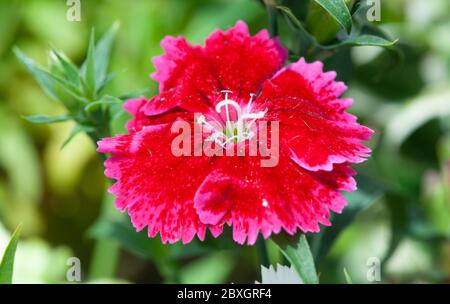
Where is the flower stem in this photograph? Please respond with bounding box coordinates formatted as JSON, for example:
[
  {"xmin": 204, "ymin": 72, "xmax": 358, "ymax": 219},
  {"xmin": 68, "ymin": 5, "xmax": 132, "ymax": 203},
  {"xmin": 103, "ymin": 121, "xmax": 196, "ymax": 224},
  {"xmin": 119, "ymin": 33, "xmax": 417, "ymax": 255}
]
[
  {"xmin": 87, "ymin": 128, "xmax": 122, "ymax": 281},
  {"xmin": 266, "ymin": 3, "xmax": 278, "ymax": 37},
  {"xmin": 87, "ymin": 189, "xmax": 121, "ymax": 281}
]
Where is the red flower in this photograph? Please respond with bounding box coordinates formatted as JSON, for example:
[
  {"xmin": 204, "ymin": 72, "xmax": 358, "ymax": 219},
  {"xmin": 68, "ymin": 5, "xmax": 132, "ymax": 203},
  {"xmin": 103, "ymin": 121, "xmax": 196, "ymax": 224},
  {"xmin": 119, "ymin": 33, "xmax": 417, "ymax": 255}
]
[{"xmin": 97, "ymin": 21, "xmax": 373, "ymax": 245}]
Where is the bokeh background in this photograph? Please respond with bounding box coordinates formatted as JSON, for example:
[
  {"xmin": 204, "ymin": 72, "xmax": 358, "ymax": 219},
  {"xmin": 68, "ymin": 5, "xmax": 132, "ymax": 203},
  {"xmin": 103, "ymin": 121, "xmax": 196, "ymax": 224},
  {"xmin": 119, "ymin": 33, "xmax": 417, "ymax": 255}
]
[{"xmin": 0, "ymin": 0, "xmax": 449, "ymax": 283}]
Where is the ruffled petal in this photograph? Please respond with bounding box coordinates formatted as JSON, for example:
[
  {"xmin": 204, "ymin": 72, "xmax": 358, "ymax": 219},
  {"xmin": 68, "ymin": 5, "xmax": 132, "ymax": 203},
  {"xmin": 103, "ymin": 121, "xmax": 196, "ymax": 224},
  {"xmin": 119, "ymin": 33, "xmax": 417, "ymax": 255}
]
[
  {"xmin": 148, "ymin": 36, "xmax": 219, "ymax": 115},
  {"xmin": 194, "ymin": 153, "xmax": 352, "ymax": 245},
  {"xmin": 97, "ymin": 124, "xmax": 219, "ymax": 244},
  {"xmin": 259, "ymin": 57, "xmax": 373, "ymax": 171},
  {"xmin": 204, "ymin": 20, "xmax": 288, "ymax": 98}
]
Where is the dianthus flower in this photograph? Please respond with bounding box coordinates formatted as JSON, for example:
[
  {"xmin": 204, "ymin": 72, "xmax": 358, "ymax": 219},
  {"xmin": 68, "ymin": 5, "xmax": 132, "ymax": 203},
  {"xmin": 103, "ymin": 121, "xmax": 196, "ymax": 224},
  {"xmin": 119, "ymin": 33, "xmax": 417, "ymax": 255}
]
[{"xmin": 97, "ymin": 21, "xmax": 373, "ymax": 245}]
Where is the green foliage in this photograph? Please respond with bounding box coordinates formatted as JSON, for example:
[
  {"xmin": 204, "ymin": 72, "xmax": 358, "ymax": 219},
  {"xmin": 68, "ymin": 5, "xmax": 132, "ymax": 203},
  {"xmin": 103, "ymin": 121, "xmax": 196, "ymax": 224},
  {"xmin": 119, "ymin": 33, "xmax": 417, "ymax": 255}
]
[
  {"xmin": 1, "ymin": 0, "xmax": 450, "ymax": 284},
  {"xmin": 22, "ymin": 114, "xmax": 73, "ymax": 124},
  {"xmin": 0, "ymin": 224, "xmax": 22, "ymax": 284},
  {"xmin": 313, "ymin": 0, "xmax": 352, "ymax": 32},
  {"xmin": 276, "ymin": 1, "xmax": 397, "ymax": 61},
  {"xmin": 343, "ymin": 268, "xmax": 353, "ymax": 284},
  {"xmin": 272, "ymin": 234, "xmax": 319, "ymax": 284},
  {"xmin": 15, "ymin": 23, "xmax": 124, "ymax": 147}
]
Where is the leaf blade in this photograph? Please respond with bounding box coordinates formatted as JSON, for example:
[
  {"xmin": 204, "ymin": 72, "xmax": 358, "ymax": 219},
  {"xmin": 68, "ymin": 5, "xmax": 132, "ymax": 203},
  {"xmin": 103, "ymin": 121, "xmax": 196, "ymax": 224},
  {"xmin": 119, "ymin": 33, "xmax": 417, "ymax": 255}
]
[
  {"xmin": 23, "ymin": 114, "xmax": 72, "ymax": 124},
  {"xmin": 51, "ymin": 49, "xmax": 81, "ymax": 87},
  {"xmin": 14, "ymin": 47, "xmax": 59, "ymax": 101},
  {"xmin": 81, "ymin": 29, "xmax": 97, "ymax": 99},
  {"xmin": 272, "ymin": 234, "xmax": 318, "ymax": 284},
  {"xmin": 94, "ymin": 22, "xmax": 119, "ymax": 91},
  {"xmin": 337, "ymin": 35, "xmax": 398, "ymax": 48},
  {"xmin": 61, "ymin": 124, "xmax": 96, "ymax": 149},
  {"xmin": 314, "ymin": 0, "xmax": 352, "ymax": 32},
  {"xmin": 84, "ymin": 95, "xmax": 122, "ymax": 113},
  {"xmin": 0, "ymin": 224, "xmax": 22, "ymax": 284}
]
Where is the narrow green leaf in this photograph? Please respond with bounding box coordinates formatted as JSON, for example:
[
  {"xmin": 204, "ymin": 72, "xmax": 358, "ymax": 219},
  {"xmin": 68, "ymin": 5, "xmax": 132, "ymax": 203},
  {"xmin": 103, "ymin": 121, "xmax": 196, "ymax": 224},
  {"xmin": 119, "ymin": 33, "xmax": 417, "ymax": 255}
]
[
  {"xmin": 0, "ymin": 224, "xmax": 22, "ymax": 284},
  {"xmin": 314, "ymin": 0, "xmax": 352, "ymax": 32},
  {"xmin": 343, "ymin": 268, "xmax": 353, "ymax": 284},
  {"xmin": 335, "ymin": 35, "xmax": 398, "ymax": 48},
  {"xmin": 272, "ymin": 234, "xmax": 318, "ymax": 284},
  {"xmin": 51, "ymin": 49, "xmax": 81, "ymax": 86},
  {"xmin": 81, "ymin": 29, "xmax": 96, "ymax": 99},
  {"xmin": 94, "ymin": 22, "xmax": 119, "ymax": 91},
  {"xmin": 14, "ymin": 48, "xmax": 88, "ymax": 105},
  {"xmin": 23, "ymin": 114, "xmax": 72, "ymax": 124},
  {"xmin": 84, "ymin": 95, "xmax": 122, "ymax": 112},
  {"xmin": 14, "ymin": 47, "xmax": 59, "ymax": 101},
  {"xmin": 61, "ymin": 124, "xmax": 95, "ymax": 149}
]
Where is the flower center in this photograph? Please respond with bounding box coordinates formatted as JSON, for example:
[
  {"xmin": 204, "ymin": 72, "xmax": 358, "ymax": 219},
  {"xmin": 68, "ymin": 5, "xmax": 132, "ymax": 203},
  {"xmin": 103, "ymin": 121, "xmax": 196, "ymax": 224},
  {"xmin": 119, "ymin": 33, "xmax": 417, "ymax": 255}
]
[{"xmin": 197, "ymin": 90, "xmax": 267, "ymax": 148}]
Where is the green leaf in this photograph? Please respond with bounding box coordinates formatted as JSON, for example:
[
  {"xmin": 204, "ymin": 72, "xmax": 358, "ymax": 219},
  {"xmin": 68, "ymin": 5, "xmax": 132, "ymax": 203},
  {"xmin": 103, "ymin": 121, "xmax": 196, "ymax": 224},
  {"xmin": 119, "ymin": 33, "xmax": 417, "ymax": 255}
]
[
  {"xmin": 343, "ymin": 268, "xmax": 353, "ymax": 284},
  {"xmin": 94, "ymin": 22, "xmax": 119, "ymax": 91},
  {"xmin": 22, "ymin": 114, "xmax": 72, "ymax": 124},
  {"xmin": 14, "ymin": 48, "xmax": 89, "ymax": 105},
  {"xmin": 331, "ymin": 35, "xmax": 398, "ymax": 48},
  {"xmin": 272, "ymin": 234, "xmax": 318, "ymax": 284},
  {"xmin": 305, "ymin": 0, "xmax": 345, "ymax": 44},
  {"xmin": 61, "ymin": 123, "xmax": 95, "ymax": 149},
  {"xmin": 313, "ymin": 0, "xmax": 352, "ymax": 32},
  {"xmin": 14, "ymin": 47, "xmax": 60, "ymax": 101},
  {"xmin": 0, "ymin": 224, "xmax": 22, "ymax": 284},
  {"xmin": 276, "ymin": 6, "xmax": 316, "ymax": 55},
  {"xmin": 84, "ymin": 95, "xmax": 123, "ymax": 112},
  {"xmin": 51, "ymin": 49, "xmax": 81, "ymax": 86},
  {"xmin": 81, "ymin": 29, "xmax": 97, "ymax": 99}
]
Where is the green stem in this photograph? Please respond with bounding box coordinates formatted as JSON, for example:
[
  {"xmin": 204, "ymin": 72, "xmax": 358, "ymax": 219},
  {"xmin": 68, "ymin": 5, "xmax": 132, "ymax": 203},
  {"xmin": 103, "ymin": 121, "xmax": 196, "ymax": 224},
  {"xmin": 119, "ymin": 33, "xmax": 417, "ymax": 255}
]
[
  {"xmin": 87, "ymin": 127, "xmax": 121, "ymax": 281},
  {"xmin": 88, "ymin": 188, "xmax": 121, "ymax": 281},
  {"xmin": 266, "ymin": 4, "xmax": 278, "ymax": 37}
]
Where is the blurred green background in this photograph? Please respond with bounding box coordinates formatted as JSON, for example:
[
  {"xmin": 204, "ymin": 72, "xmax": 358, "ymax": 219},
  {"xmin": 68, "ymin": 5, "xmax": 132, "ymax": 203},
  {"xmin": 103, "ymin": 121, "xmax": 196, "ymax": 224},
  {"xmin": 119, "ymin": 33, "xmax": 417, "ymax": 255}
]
[{"xmin": 0, "ymin": 0, "xmax": 449, "ymax": 283}]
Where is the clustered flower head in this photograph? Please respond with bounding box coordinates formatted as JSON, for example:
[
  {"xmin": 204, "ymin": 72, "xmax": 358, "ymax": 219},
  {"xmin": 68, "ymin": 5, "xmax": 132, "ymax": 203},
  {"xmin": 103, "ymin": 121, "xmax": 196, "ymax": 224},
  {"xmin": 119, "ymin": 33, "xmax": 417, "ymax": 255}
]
[{"xmin": 97, "ymin": 21, "xmax": 373, "ymax": 245}]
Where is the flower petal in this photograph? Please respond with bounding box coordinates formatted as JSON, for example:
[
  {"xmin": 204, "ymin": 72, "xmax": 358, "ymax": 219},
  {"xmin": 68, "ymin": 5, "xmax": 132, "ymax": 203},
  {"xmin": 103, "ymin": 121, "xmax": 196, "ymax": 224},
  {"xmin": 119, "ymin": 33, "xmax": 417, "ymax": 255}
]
[
  {"xmin": 259, "ymin": 57, "xmax": 373, "ymax": 171},
  {"xmin": 194, "ymin": 153, "xmax": 352, "ymax": 245},
  {"xmin": 148, "ymin": 36, "xmax": 219, "ymax": 115},
  {"xmin": 204, "ymin": 20, "xmax": 288, "ymax": 98},
  {"xmin": 97, "ymin": 124, "xmax": 219, "ymax": 244}
]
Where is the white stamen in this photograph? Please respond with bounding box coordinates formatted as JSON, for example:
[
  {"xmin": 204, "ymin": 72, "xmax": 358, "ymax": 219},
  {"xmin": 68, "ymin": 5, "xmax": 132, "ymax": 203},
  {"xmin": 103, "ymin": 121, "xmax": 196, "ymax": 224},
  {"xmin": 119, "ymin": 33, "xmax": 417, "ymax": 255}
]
[
  {"xmin": 199, "ymin": 90, "xmax": 267, "ymax": 148},
  {"xmin": 247, "ymin": 93, "xmax": 256, "ymax": 110},
  {"xmin": 262, "ymin": 199, "xmax": 269, "ymax": 208}
]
